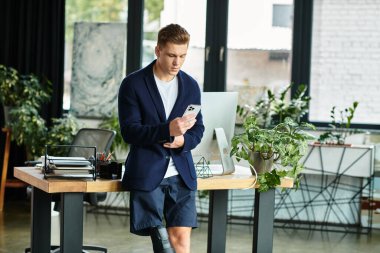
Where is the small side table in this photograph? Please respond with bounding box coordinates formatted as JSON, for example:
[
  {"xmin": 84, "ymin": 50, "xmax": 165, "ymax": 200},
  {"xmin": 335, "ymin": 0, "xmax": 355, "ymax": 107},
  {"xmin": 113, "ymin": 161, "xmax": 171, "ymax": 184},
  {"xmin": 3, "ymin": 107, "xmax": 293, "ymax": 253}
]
[{"xmin": 0, "ymin": 128, "xmax": 27, "ymax": 211}]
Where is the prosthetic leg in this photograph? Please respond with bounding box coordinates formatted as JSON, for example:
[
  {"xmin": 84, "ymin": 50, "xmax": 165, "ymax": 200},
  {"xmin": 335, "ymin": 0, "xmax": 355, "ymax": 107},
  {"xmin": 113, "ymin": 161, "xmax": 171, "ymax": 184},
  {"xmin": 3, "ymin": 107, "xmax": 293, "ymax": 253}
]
[{"xmin": 150, "ymin": 226, "xmax": 176, "ymax": 253}]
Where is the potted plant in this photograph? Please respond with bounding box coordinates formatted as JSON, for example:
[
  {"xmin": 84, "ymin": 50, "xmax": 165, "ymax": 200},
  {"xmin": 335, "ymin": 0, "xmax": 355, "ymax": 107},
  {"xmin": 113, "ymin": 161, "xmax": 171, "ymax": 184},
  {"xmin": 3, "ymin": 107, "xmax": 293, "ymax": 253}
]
[
  {"xmin": 230, "ymin": 115, "xmax": 315, "ymax": 192},
  {"xmin": 0, "ymin": 65, "xmax": 19, "ymax": 121},
  {"xmin": 9, "ymin": 109, "xmax": 79, "ymax": 159},
  {"xmin": 317, "ymin": 101, "xmax": 359, "ymax": 145},
  {"xmin": 0, "ymin": 64, "xmax": 51, "ymax": 125},
  {"xmin": 237, "ymin": 83, "xmax": 310, "ymax": 128},
  {"xmin": 0, "ymin": 65, "xmax": 52, "ymax": 159},
  {"xmin": 98, "ymin": 111, "xmax": 129, "ymax": 161},
  {"xmin": 8, "ymin": 105, "xmax": 48, "ymax": 159},
  {"xmin": 44, "ymin": 113, "xmax": 79, "ymax": 156},
  {"xmin": 1, "ymin": 64, "xmax": 79, "ymax": 159}
]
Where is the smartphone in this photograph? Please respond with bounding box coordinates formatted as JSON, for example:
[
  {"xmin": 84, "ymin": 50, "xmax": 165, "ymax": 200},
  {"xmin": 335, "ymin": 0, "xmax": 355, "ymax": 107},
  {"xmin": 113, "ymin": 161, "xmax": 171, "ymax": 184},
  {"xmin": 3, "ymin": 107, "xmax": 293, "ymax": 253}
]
[{"xmin": 183, "ymin": 104, "xmax": 201, "ymax": 117}]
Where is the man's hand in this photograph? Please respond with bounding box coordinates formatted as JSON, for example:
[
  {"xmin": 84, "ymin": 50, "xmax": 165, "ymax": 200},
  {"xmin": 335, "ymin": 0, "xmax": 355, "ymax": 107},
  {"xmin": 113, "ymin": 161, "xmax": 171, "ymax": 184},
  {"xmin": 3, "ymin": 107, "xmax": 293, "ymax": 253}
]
[
  {"xmin": 169, "ymin": 113, "xmax": 197, "ymax": 136},
  {"xmin": 163, "ymin": 135, "xmax": 185, "ymax": 149}
]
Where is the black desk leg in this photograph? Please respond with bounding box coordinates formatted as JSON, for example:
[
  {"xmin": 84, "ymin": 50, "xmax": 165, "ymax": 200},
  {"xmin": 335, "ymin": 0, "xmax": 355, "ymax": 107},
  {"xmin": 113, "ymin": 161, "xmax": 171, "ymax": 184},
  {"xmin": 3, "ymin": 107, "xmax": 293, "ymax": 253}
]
[
  {"xmin": 60, "ymin": 192, "xmax": 84, "ymax": 253},
  {"xmin": 31, "ymin": 187, "xmax": 51, "ymax": 253},
  {"xmin": 253, "ymin": 189, "xmax": 275, "ymax": 253},
  {"xmin": 207, "ymin": 190, "xmax": 228, "ymax": 253}
]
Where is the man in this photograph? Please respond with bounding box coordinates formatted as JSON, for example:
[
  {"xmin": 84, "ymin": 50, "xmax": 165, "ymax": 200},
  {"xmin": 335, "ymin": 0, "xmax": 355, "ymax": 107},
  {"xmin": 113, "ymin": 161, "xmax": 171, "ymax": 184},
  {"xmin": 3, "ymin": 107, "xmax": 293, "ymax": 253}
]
[{"xmin": 118, "ymin": 24, "xmax": 204, "ymax": 253}]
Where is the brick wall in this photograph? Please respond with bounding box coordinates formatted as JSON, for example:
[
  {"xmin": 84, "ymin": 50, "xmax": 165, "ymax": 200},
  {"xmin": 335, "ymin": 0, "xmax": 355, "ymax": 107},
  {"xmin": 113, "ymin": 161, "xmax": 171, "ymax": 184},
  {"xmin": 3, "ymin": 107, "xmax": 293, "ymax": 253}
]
[{"xmin": 309, "ymin": 0, "xmax": 380, "ymax": 124}]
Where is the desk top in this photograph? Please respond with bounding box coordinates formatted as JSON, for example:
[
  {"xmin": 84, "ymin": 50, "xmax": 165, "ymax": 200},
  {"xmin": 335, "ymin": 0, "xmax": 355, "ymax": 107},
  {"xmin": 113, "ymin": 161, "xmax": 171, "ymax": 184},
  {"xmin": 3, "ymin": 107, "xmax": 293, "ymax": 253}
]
[{"xmin": 14, "ymin": 166, "xmax": 293, "ymax": 193}]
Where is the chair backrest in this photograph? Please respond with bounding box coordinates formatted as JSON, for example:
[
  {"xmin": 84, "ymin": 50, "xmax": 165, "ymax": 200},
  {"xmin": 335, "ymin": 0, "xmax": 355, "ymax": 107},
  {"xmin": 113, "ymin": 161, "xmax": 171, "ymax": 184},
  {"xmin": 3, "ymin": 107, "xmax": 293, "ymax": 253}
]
[{"xmin": 68, "ymin": 128, "xmax": 116, "ymax": 158}]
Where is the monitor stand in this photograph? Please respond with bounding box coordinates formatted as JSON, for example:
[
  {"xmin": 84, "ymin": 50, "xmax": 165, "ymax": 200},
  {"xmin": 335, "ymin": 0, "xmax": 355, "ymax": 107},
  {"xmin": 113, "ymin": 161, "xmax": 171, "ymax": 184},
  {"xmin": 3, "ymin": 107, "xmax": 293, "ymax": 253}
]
[{"xmin": 212, "ymin": 128, "xmax": 235, "ymax": 175}]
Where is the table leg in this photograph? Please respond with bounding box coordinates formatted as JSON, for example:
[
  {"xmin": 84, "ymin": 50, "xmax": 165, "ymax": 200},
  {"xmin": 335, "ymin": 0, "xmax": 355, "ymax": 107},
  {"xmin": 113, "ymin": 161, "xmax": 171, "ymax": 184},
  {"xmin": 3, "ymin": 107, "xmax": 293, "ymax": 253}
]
[
  {"xmin": 207, "ymin": 190, "xmax": 228, "ymax": 253},
  {"xmin": 253, "ymin": 189, "xmax": 275, "ymax": 253},
  {"xmin": 59, "ymin": 192, "xmax": 84, "ymax": 253},
  {"xmin": 31, "ymin": 187, "xmax": 51, "ymax": 253}
]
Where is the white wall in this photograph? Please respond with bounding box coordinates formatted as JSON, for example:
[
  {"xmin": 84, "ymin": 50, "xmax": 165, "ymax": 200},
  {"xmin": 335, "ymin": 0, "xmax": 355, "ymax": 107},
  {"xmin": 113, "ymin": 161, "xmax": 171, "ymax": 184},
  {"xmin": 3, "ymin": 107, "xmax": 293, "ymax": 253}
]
[{"xmin": 309, "ymin": 0, "xmax": 380, "ymax": 124}]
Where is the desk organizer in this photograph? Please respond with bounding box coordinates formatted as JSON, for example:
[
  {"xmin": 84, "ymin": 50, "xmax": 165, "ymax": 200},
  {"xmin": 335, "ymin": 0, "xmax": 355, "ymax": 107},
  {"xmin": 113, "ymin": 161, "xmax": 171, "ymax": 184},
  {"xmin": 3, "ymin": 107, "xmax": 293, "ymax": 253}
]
[
  {"xmin": 43, "ymin": 145, "xmax": 97, "ymax": 180},
  {"xmin": 98, "ymin": 161, "xmax": 122, "ymax": 179}
]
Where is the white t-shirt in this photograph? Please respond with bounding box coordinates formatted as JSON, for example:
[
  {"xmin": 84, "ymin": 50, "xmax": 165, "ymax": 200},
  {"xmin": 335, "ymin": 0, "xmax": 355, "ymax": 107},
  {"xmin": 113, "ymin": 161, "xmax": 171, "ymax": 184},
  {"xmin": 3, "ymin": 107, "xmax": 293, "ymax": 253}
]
[{"xmin": 154, "ymin": 75, "xmax": 179, "ymax": 178}]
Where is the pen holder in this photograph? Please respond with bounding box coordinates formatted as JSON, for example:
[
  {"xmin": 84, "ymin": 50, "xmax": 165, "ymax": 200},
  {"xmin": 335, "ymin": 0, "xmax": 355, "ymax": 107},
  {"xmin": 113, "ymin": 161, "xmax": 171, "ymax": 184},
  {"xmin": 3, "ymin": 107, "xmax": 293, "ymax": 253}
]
[{"xmin": 98, "ymin": 161, "xmax": 122, "ymax": 179}]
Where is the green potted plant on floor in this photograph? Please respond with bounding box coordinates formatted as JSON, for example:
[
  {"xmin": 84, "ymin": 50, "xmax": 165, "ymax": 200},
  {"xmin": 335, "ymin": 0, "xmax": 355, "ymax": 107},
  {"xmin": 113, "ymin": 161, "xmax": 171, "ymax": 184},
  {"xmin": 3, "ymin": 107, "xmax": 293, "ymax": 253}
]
[
  {"xmin": 8, "ymin": 105, "xmax": 48, "ymax": 159},
  {"xmin": 9, "ymin": 109, "xmax": 79, "ymax": 159},
  {"xmin": 0, "ymin": 65, "xmax": 51, "ymax": 121},
  {"xmin": 1, "ymin": 64, "xmax": 79, "ymax": 159},
  {"xmin": 0, "ymin": 65, "xmax": 19, "ymax": 123},
  {"xmin": 230, "ymin": 115, "xmax": 315, "ymax": 192},
  {"xmin": 0, "ymin": 64, "xmax": 52, "ymax": 159}
]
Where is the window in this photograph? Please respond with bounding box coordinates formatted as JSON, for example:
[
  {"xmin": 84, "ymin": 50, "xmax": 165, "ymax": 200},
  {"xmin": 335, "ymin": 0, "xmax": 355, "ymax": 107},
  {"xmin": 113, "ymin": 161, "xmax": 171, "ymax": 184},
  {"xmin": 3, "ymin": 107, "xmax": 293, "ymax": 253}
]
[
  {"xmin": 309, "ymin": 0, "xmax": 380, "ymax": 125},
  {"xmin": 143, "ymin": 0, "xmax": 206, "ymax": 89},
  {"xmin": 272, "ymin": 4, "xmax": 293, "ymax": 28},
  {"xmin": 226, "ymin": 0, "xmax": 294, "ymax": 114}
]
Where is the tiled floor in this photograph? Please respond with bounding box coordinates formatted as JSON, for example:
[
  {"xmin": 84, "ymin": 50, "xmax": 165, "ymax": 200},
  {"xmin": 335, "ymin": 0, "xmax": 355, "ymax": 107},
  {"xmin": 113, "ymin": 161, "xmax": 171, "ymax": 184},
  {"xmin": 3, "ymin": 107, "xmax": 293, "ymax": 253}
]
[{"xmin": 1, "ymin": 200, "xmax": 380, "ymax": 253}]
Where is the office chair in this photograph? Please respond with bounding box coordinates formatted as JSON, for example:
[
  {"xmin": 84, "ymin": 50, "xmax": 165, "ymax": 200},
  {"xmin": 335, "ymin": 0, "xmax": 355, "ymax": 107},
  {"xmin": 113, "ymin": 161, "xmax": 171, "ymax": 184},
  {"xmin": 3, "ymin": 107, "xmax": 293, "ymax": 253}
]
[
  {"xmin": 25, "ymin": 128, "xmax": 116, "ymax": 253},
  {"xmin": 68, "ymin": 128, "xmax": 116, "ymax": 208}
]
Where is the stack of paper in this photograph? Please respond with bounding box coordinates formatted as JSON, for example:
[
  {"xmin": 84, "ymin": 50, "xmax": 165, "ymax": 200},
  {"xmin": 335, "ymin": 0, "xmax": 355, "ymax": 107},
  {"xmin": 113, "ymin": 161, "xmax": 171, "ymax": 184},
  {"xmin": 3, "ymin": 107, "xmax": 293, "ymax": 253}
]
[{"xmin": 43, "ymin": 156, "xmax": 94, "ymax": 178}]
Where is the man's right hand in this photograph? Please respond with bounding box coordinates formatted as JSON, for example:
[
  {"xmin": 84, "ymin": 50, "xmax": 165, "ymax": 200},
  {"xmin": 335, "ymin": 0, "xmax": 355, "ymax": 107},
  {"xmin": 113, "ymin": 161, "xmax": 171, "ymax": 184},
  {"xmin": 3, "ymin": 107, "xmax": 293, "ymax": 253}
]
[{"xmin": 169, "ymin": 113, "xmax": 197, "ymax": 136}]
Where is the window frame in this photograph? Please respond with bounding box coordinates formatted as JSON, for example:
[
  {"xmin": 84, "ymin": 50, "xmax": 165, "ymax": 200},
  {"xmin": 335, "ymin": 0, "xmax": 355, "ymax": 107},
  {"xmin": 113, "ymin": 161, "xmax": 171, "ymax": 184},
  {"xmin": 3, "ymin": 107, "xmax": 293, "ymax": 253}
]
[{"xmin": 125, "ymin": 0, "xmax": 380, "ymax": 129}]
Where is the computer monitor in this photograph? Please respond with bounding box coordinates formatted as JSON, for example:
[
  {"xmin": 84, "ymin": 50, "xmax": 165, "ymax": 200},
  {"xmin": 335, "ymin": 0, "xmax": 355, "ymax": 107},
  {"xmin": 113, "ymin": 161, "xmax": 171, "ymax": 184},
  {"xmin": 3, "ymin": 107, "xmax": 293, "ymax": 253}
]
[{"xmin": 192, "ymin": 91, "xmax": 238, "ymax": 175}]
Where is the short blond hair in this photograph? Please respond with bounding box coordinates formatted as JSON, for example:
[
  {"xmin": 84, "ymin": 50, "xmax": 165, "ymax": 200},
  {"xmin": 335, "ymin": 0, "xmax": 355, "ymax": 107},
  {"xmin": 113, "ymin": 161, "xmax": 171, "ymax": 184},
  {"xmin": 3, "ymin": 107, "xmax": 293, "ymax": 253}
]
[{"xmin": 157, "ymin": 24, "xmax": 190, "ymax": 47}]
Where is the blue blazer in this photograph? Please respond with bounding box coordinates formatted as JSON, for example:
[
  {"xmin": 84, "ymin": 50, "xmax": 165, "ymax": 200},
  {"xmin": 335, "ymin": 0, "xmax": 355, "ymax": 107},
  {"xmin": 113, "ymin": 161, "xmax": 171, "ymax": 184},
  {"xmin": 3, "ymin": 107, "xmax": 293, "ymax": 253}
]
[{"xmin": 118, "ymin": 60, "xmax": 204, "ymax": 191}]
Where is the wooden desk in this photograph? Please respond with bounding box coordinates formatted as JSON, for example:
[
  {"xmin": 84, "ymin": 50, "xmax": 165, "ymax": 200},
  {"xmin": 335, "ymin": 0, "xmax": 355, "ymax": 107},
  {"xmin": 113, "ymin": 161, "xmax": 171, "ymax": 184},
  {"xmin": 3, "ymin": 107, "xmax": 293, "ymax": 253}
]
[{"xmin": 14, "ymin": 166, "xmax": 293, "ymax": 253}]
